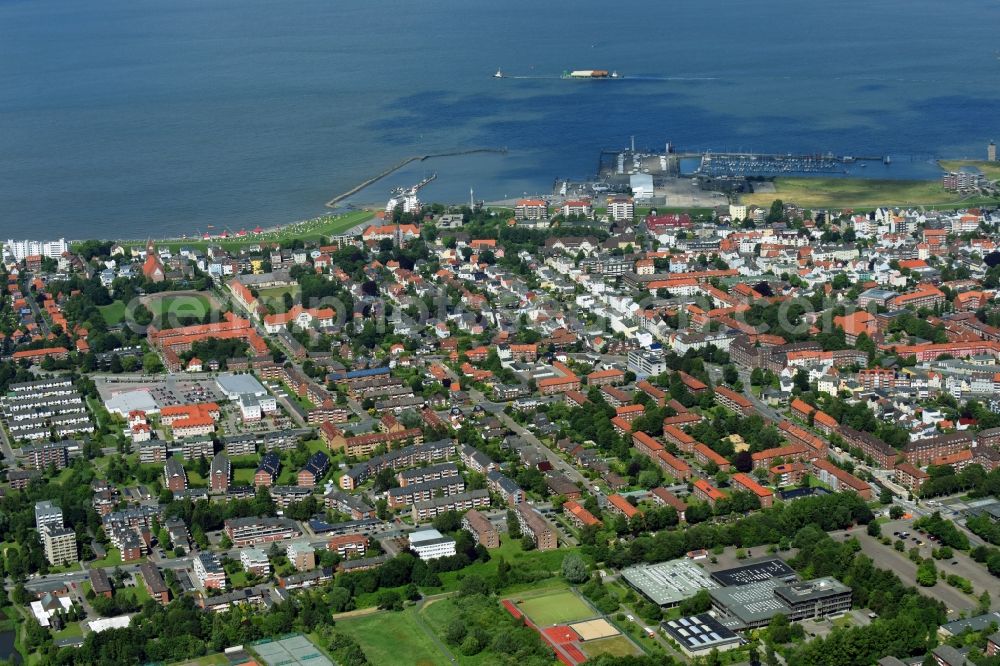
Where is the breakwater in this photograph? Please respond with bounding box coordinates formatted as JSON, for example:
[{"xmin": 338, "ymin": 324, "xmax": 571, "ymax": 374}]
[{"xmin": 325, "ymin": 148, "xmax": 507, "ymax": 208}]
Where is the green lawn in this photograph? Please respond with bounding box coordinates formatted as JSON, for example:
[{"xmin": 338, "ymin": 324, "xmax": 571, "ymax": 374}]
[
  {"xmin": 435, "ymin": 540, "xmax": 574, "ymax": 593},
  {"xmin": 145, "ymin": 210, "xmax": 375, "ymax": 254},
  {"xmin": 90, "ymin": 547, "xmax": 122, "ymax": 568},
  {"xmin": 131, "ymin": 581, "xmax": 151, "ymax": 604},
  {"xmin": 740, "ymin": 176, "xmax": 998, "ymax": 210},
  {"xmin": 337, "ymin": 608, "xmax": 449, "ymax": 666},
  {"xmin": 257, "ymin": 285, "xmax": 302, "ymax": 314},
  {"xmin": 234, "ymin": 468, "xmax": 256, "ymax": 485},
  {"xmin": 510, "ymin": 589, "xmax": 596, "ymax": 626},
  {"xmin": 99, "ymin": 301, "xmax": 127, "ymax": 325},
  {"xmin": 582, "ymin": 635, "xmax": 641, "ymax": 658},
  {"xmin": 229, "ymin": 571, "xmax": 248, "ymax": 589},
  {"xmin": 148, "ymin": 293, "xmax": 214, "ymax": 318}
]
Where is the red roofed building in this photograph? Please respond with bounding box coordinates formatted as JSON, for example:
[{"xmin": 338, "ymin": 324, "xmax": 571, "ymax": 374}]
[
  {"xmin": 663, "ymin": 424, "xmax": 697, "ymax": 453},
  {"xmin": 537, "ymin": 362, "xmax": 580, "ymax": 395},
  {"xmin": 694, "ymin": 442, "xmax": 730, "ymax": 471},
  {"xmin": 730, "ymin": 472, "xmax": 774, "ymax": 508},
  {"xmin": 142, "ymin": 241, "xmax": 165, "ymax": 283},
  {"xmin": 563, "ymin": 500, "xmax": 602, "ymax": 529},
  {"xmin": 611, "ymin": 416, "xmax": 632, "ymax": 435},
  {"xmin": 606, "ymin": 493, "xmax": 640, "ymax": 520},
  {"xmin": 11, "ymin": 347, "xmax": 69, "ymax": 364},
  {"xmin": 811, "ymin": 459, "xmax": 872, "ymax": 499},
  {"xmin": 616, "ymin": 404, "xmax": 645, "ymax": 423},
  {"xmin": 834, "ymin": 311, "xmax": 878, "ymax": 345},
  {"xmin": 655, "ymin": 450, "xmax": 691, "ymax": 481},
  {"xmin": 714, "ymin": 386, "xmax": 754, "ymax": 416},
  {"xmin": 636, "ymin": 380, "xmax": 666, "ymax": 406},
  {"xmin": 678, "ymin": 372, "xmax": 708, "ymax": 394},
  {"xmin": 929, "ymin": 449, "xmax": 974, "ymax": 472},
  {"xmin": 263, "ymin": 305, "xmax": 335, "ymax": 333},
  {"xmin": 813, "ymin": 410, "xmax": 838, "ymax": 435},
  {"xmin": 692, "ymin": 479, "xmax": 725, "ymax": 506},
  {"xmin": 891, "ymin": 283, "xmax": 945, "ymax": 310},
  {"xmin": 770, "ymin": 461, "xmax": 808, "ymax": 486},
  {"xmin": 514, "ymin": 199, "xmax": 548, "ymax": 220},
  {"xmin": 632, "ymin": 431, "xmax": 664, "ymax": 458},
  {"xmin": 649, "ymin": 487, "xmax": 687, "ymax": 521},
  {"xmin": 588, "ymin": 368, "xmax": 625, "ymax": 387},
  {"xmin": 778, "ymin": 421, "xmax": 828, "ymax": 457},
  {"xmin": 752, "ymin": 443, "xmax": 808, "ymax": 470},
  {"xmin": 894, "ymin": 462, "xmax": 929, "ymax": 494}
]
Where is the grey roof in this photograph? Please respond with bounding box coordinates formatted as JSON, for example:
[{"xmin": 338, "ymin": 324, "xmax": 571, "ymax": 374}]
[
  {"xmin": 621, "ymin": 559, "xmax": 719, "ymax": 607},
  {"xmin": 932, "ymin": 645, "xmax": 972, "ymax": 665},
  {"xmin": 215, "ymin": 372, "xmax": 268, "ymax": 398},
  {"xmin": 940, "ymin": 611, "xmax": 1000, "ymax": 636},
  {"xmin": 164, "ymin": 457, "xmax": 186, "ymax": 478},
  {"xmin": 661, "ymin": 613, "xmax": 740, "ymax": 653},
  {"xmin": 388, "ymin": 475, "xmax": 463, "ymax": 499},
  {"xmin": 710, "ymin": 557, "xmax": 796, "ymax": 587},
  {"xmin": 709, "ymin": 579, "xmax": 789, "ymax": 627}
]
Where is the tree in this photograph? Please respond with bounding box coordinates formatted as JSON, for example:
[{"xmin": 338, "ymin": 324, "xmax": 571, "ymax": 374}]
[
  {"xmin": 520, "ymin": 535, "xmax": 536, "ymax": 551},
  {"xmin": 561, "ymin": 553, "xmax": 589, "ymax": 584},
  {"xmin": 376, "ymin": 589, "xmax": 403, "ymax": 611},
  {"xmin": 889, "ymin": 504, "xmax": 904, "ymax": 520},
  {"xmin": 977, "ymin": 590, "xmax": 992, "ymax": 615},
  {"xmin": 678, "ymin": 588, "xmax": 712, "ymax": 616},
  {"xmin": 506, "ymin": 509, "xmax": 522, "ymax": 538},
  {"xmin": 916, "ymin": 559, "xmax": 937, "ymax": 586}
]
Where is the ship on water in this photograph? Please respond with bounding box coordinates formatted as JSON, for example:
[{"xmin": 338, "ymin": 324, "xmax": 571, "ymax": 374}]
[{"xmin": 562, "ymin": 69, "xmax": 620, "ymax": 79}]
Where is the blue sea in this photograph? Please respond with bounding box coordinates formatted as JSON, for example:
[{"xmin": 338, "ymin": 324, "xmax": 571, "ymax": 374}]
[{"xmin": 1, "ymin": 0, "xmax": 998, "ymax": 239}]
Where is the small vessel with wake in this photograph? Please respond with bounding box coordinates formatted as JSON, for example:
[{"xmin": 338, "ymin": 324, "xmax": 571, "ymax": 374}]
[{"xmin": 494, "ymin": 67, "xmax": 504, "ymax": 78}]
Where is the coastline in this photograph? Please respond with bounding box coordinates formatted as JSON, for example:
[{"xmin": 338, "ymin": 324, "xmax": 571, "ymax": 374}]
[{"xmin": 53, "ymin": 156, "xmax": 996, "ymax": 248}]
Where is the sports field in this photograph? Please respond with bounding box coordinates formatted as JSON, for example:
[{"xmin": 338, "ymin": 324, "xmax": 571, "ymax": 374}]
[
  {"xmin": 581, "ymin": 635, "xmax": 641, "ymax": 658},
  {"xmin": 512, "ymin": 589, "xmax": 595, "ymax": 626},
  {"xmin": 336, "ymin": 609, "xmax": 447, "ymax": 666}
]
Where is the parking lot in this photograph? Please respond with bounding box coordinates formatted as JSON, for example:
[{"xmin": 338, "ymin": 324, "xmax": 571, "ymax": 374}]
[
  {"xmin": 95, "ymin": 374, "xmax": 225, "ymax": 409},
  {"xmin": 851, "ymin": 518, "xmax": 994, "ymax": 614}
]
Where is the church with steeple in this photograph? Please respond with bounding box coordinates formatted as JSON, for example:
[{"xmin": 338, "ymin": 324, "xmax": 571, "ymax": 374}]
[{"xmin": 142, "ymin": 240, "xmax": 165, "ymax": 283}]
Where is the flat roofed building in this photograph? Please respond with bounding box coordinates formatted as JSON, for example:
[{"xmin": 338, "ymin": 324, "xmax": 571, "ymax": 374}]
[
  {"xmin": 711, "ymin": 558, "xmax": 796, "ymax": 587},
  {"xmin": 709, "ymin": 580, "xmax": 790, "ymax": 630},
  {"xmin": 240, "ymin": 547, "xmax": 271, "ymax": 576},
  {"xmin": 34, "ymin": 501, "xmax": 63, "ymax": 532},
  {"xmin": 621, "ymin": 559, "xmax": 719, "ymax": 607},
  {"xmin": 42, "ymin": 526, "xmax": 77, "ymax": 566},
  {"xmin": 662, "ymin": 613, "xmax": 741, "ymax": 658},
  {"xmin": 193, "ymin": 552, "xmax": 226, "ymax": 590},
  {"xmin": 408, "ymin": 528, "xmax": 457, "ymax": 560},
  {"xmin": 772, "ymin": 578, "xmax": 852, "ymax": 620}
]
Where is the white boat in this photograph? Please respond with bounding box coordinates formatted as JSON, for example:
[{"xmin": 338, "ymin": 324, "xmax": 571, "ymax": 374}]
[{"xmin": 494, "ymin": 68, "xmax": 504, "ymax": 78}]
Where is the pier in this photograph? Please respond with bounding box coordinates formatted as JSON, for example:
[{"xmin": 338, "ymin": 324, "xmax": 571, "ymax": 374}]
[
  {"xmin": 325, "ymin": 148, "xmax": 507, "ymax": 208},
  {"xmin": 597, "ymin": 146, "xmax": 888, "ymax": 180}
]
